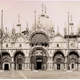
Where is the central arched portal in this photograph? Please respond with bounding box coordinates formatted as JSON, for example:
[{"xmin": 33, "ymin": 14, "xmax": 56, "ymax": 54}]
[{"xmin": 30, "ymin": 48, "xmax": 48, "ymax": 70}]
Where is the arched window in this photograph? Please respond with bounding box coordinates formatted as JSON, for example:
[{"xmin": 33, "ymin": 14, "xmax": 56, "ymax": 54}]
[
  {"xmin": 57, "ymin": 44, "xmax": 59, "ymax": 47},
  {"xmin": 6, "ymin": 44, "xmax": 8, "ymax": 47},
  {"xmin": 19, "ymin": 44, "xmax": 22, "ymax": 47}
]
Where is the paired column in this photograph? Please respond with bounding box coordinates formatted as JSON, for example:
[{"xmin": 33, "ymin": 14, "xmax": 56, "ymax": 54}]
[
  {"xmin": 11, "ymin": 57, "xmax": 14, "ymax": 70},
  {"xmin": 64, "ymin": 56, "xmax": 68, "ymax": 70},
  {"xmin": 24, "ymin": 57, "xmax": 30, "ymax": 70},
  {"xmin": 47, "ymin": 57, "xmax": 53, "ymax": 70}
]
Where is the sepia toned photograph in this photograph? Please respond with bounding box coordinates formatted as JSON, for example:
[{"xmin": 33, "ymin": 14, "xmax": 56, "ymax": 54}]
[{"xmin": 0, "ymin": 0, "xmax": 80, "ymax": 79}]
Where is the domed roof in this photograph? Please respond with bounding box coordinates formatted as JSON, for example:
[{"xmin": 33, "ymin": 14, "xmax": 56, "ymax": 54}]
[{"xmin": 32, "ymin": 13, "xmax": 54, "ymax": 31}]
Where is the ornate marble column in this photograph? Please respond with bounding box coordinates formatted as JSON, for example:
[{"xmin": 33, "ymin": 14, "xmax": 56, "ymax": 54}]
[
  {"xmin": 11, "ymin": 57, "xmax": 14, "ymax": 70},
  {"xmin": 47, "ymin": 57, "xmax": 53, "ymax": 70},
  {"xmin": 64, "ymin": 56, "xmax": 68, "ymax": 70},
  {"xmin": 54, "ymin": 64, "xmax": 57, "ymax": 70}
]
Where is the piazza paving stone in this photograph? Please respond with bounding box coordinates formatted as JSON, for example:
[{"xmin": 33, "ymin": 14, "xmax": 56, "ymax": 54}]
[{"xmin": 0, "ymin": 70, "xmax": 80, "ymax": 79}]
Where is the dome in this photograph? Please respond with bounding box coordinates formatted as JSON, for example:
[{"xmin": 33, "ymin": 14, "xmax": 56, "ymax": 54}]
[{"xmin": 32, "ymin": 13, "xmax": 54, "ymax": 31}]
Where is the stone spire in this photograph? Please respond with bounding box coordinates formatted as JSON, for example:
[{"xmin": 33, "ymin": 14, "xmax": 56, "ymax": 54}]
[
  {"xmin": 64, "ymin": 22, "xmax": 67, "ymax": 35},
  {"xmin": 41, "ymin": 3, "xmax": 45, "ymax": 17},
  {"xmin": 5, "ymin": 27, "xmax": 7, "ymax": 34},
  {"xmin": 37, "ymin": 15, "xmax": 41, "ymax": 29},
  {"xmin": 12, "ymin": 22, "xmax": 16, "ymax": 35},
  {"xmin": 17, "ymin": 14, "xmax": 21, "ymax": 26},
  {"xmin": 44, "ymin": 4, "xmax": 49, "ymax": 18},
  {"xmin": 26, "ymin": 22, "xmax": 29, "ymax": 31},
  {"xmin": 69, "ymin": 14, "xmax": 74, "ymax": 35},
  {"xmin": 16, "ymin": 14, "xmax": 21, "ymax": 33},
  {"xmin": 34, "ymin": 11, "xmax": 36, "ymax": 29},
  {"xmin": 7, "ymin": 28, "xmax": 9, "ymax": 35},
  {"xmin": 26, "ymin": 22, "xmax": 29, "ymax": 35},
  {"xmin": 1, "ymin": 10, "xmax": 4, "ymax": 33},
  {"xmin": 5, "ymin": 27, "xmax": 9, "ymax": 35}
]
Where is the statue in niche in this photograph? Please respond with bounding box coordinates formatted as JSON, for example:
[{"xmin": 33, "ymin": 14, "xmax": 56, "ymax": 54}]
[{"xmin": 71, "ymin": 42, "xmax": 74, "ymax": 47}]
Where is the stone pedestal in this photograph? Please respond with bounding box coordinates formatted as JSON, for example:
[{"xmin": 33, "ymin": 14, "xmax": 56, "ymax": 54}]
[
  {"xmin": 75, "ymin": 64, "xmax": 78, "ymax": 70},
  {"xmin": 11, "ymin": 57, "xmax": 14, "ymax": 70},
  {"xmin": 31, "ymin": 64, "xmax": 34, "ymax": 70},
  {"xmin": 22, "ymin": 64, "xmax": 24, "ymax": 70},
  {"xmin": 11, "ymin": 64, "xmax": 14, "ymax": 70},
  {"xmin": 61, "ymin": 64, "xmax": 64, "ymax": 70},
  {"xmin": 54, "ymin": 64, "xmax": 57, "ymax": 70},
  {"xmin": 47, "ymin": 63, "xmax": 52, "ymax": 70},
  {"xmin": 27, "ymin": 63, "xmax": 30, "ymax": 69},
  {"xmin": 16, "ymin": 64, "xmax": 17, "ymax": 70},
  {"xmin": 64, "ymin": 56, "xmax": 68, "ymax": 70},
  {"xmin": 64, "ymin": 63, "xmax": 67, "ymax": 70}
]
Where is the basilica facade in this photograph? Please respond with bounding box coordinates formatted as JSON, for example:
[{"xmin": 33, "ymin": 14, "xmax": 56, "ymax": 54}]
[{"xmin": 0, "ymin": 5, "xmax": 80, "ymax": 71}]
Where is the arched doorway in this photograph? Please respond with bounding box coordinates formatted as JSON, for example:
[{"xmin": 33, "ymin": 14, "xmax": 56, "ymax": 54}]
[
  {"xmin": 68, "ymin": 52, "xmax": 79, "ymax": 70},
  {"xmin": 29, "ymin": 31, "xmax": 49, "ymax": 70},
  {"xmin": 53, "ymin": 51, "xmax": 65, "ymax": 70},
  {"xmin": 30, "ymin": 48, "xmax": 48, "ymax": 70},
  {"xmin": 17, "ymin": 58, "xmax": 22, "ymax": 70},
  {"xmin": 2, "ymin": 52, "xmax": 10, "ymax": 70},
  {"xmin": 14, "ymin": 51, "xmax": 24, "ymax": 70}
]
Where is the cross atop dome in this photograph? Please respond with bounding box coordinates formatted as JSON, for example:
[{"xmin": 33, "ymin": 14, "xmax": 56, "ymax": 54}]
[
  {"xmin": 70, "ymin": 14, "xmax": 74, "ymax": 25},
  {"xmin": 41, "ymin": 3, "xmax": 49, "ymax": 18},
  {"xmin": 41, "ymin": 3, "xmax": 45, "ymax": 17},
  {"xmin": 17, "ymin": 14, "xmax": 21, "ymax": 26}
]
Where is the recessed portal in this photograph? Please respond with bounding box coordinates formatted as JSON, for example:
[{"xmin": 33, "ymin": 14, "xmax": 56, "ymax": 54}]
[
  {"xmin": 37, "ymin": 62, "xmax": 42, "ymax": 70},
  {"xmin": 4, "ymin": 64, "xmax": 9, "ymax": 70},
  {"xmin": 57, "ymin": 64, "xmax": 60, "ymax": 70},
  {"xmin": 18, "ymin": 64, "xmax": 22, "ymax": 70},
  {"xmin": 72, "ymin": 64, "xmax": 74, "ymax": 69}
]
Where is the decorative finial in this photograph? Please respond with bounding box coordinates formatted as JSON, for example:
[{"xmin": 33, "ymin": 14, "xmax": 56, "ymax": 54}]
[
  {"xmin": 1, "ymin": 10, "xmax": 4, "ymax": 32},
  {"xmin": 42, "ymin": 3, "xmax": 44, "ymax": 12},
  {"xmin": 5, "ymin": 27, "xmax": 7, "ymax": 33},
  {"xmin": 17, "ymin": 14, "xmax": 21, "ymax": 26},
  {"xmin": 38, "ymin": 15, "xmax": 40, "ymax": 23},
  {"xmin": 34, "ymin": 11, "xmax": 36, "ymax": 29}
]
